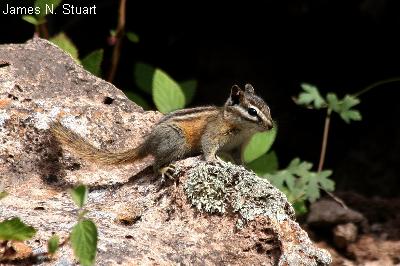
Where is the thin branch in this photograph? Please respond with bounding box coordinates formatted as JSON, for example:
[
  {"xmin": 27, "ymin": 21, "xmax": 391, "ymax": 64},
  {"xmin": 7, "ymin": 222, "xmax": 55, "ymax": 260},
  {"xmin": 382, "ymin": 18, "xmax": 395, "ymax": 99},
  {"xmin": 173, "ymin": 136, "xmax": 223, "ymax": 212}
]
[
  {"xmin": 318, "ymin": 109, "xmax": 331, "ymax": 172},
  {"xmin": 107, "ymin": 0, "xmax": 126, "ymax": 82},
  {"xmin": 39, "ymin": 22, "xmax": 49, "ymax": 39},
  {"xmin": 324, "ymin": 189, "xmax": 348, "ymax": 209},
  {"xmin": 353, "ymin": 77, "xmax": 400, "ymax": 97}
]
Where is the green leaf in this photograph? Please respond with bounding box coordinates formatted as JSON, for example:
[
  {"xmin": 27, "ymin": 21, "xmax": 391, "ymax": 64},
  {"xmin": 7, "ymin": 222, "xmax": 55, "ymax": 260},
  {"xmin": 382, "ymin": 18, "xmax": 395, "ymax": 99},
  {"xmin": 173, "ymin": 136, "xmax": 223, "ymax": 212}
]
[
  {"xmin": 152, "ymin": 68, "xmax": 185, "ymax": 113},
  {"xmin": 81, "ymin": 49, "xmax": 104, "ymax": 77},
  {"xmin": 301, "ymin": 168, "xmax": 333, "ymax": 203},
  {"xmin": 326, "ymin": 93, "xmax": 340, "ymax": 113},
  {"xmin": 318, "ymin": 170, "xmax": 335, "ymax": 191},
  {"xmin": 305, "ymin": 173, "xmax": 320, "ymax": 202},
  {"xmin": 0, "ymin": 191, "xmax": 8, "ymax": 200},
  {"xmin": 247, "ymin": 151, "xmax": 279, "ymax": 176},
  {"xmin": 341, "ymin": 95, "xmax": 360, "ymax": 110},
  {"xmin": 0, "ymin": 218, "xmax": 36, "ymax": 241},
  {"xmin": 126, "ymin": 31, "xmax": 140, "ymax": 43},
  {"xmin": 110, "ymin": 29, "xmax": 116, "ymax": 37},
  {"xmin": 35, "ymin": 0, "xmax": 62, "ymax": 17},
  {"xmin": 327, "ymin": 93, "xmax": 362, "ymax": 123},
  {"xmin": 297, "ymin": 83, "xmax": 326, "ymax": 109},
  {"xmin": 179, "ymin": 80, "xmax": 197, "ymax": 105},
  {"xmin": 292, "ymin": 200, "xmax": 308, "ymax": 215},
  {"xmin": 268, "ymin": 158, "xmax": 335, "ymax": 204},
  {"xmin": 134, "ymin": 62, "xmax": 155, "ymax": 94},
  {"xmin": 70, "ymin": 185, "xmax": 88, "ymax": 208},
  {"xmin": 243, "ymin": 126, "xmax": 277, "ymax": 163},
  {"xmin": 70, "ymin": 219, "xmax": 98, "ymax": 266},
  {"xmin": 22, "ymin": 15, "xmax": 40, "ymax": 25},
  {"xmin": 340, "ymin": 110, "xmax": 361, "ymax": 123},
  {"xmin": 289, "ymin": 159, "xmax": 313, "ymax": 177},
  {"xmin": 50, "ymin": 33, "xmax": 79, "ymax": 62},
  {"xmin": 124, "ymin": 91, "xmax": 150, "ymax": 110},
  {"xmin": 48, "ymin": 235, "xmax": 60, "ymax": 255}
]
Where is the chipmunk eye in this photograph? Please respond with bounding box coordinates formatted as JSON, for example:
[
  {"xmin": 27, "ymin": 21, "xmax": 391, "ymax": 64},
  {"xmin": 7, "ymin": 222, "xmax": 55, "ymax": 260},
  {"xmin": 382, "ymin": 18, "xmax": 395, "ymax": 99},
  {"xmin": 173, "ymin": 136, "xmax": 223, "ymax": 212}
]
[{"xmin": 247, "ymin": 107, "xmax": 258, "ymax": 116}]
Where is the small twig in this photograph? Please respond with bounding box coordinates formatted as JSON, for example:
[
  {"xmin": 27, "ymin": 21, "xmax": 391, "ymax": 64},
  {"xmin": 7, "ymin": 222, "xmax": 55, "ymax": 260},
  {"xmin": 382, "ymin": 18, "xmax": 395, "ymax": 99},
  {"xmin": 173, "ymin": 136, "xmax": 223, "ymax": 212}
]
[
  {"xmin": 318, "ymin": 108, "xmax": 331, "ymax": 172},
  {"xmin": 107, "ymin": 0, "xmax": 126, "ymax": 82},
  {"xmin": 39, "ymin": 22, "xmax": 49, "ymax": 39},
  {"xmin": 322, "ymin": 189, "xmax": 348, "ymax": 209},
  {"xmin": 353, "ymin": 77, "xmax": 400, "ymax": 97}
]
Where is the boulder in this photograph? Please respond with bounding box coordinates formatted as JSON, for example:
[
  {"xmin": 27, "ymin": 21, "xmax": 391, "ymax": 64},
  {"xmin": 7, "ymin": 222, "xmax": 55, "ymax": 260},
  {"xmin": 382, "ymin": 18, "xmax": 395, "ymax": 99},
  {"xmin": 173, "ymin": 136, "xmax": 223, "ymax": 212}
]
[{"xmin": 0, "ymin": 38, "xmax": 331, "ymax": 265}]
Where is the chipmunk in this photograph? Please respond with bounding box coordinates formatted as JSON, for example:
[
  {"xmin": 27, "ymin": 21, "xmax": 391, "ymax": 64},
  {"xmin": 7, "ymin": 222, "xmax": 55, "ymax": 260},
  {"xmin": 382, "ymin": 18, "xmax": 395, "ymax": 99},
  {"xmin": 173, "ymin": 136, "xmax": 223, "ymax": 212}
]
[{"xmin": 50, "ymin": 84, "xmax": 273, "ymax": 178}]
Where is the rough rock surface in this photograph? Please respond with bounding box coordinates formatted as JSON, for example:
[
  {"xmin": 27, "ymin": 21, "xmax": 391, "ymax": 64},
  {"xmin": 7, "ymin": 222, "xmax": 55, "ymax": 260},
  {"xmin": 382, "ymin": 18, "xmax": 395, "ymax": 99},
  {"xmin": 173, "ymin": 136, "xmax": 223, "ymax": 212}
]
[
  {"xmin": 307, "ymin": 199, "xmax": 365, "ymax": 226},
  {"xmin": 0, "ymin": 38, "xmax": 331, "ymax": 265}
]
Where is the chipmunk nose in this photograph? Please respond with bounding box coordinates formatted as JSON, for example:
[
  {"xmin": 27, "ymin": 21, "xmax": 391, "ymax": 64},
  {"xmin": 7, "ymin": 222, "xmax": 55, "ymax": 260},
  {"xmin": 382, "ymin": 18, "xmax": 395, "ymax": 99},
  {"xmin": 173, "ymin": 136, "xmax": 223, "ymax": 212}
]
[{"xmin": 264, "ymin": 119, "xmax": 274, "ymax": 130}]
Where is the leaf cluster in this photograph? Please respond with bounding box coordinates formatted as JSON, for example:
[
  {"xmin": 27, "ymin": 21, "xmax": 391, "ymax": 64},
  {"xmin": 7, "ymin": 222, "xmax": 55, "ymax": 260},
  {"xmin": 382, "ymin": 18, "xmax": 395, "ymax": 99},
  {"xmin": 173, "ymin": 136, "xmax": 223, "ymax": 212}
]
[{"xmin": 296, "ymin": 83, "xmax": 362, "ymax": 123}]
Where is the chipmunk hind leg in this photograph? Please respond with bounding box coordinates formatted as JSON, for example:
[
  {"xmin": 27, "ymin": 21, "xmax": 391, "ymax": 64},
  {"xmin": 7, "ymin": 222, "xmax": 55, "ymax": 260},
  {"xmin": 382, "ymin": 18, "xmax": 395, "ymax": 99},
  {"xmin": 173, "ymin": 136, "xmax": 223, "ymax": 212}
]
[{"xmin": 146, "ymin": 123, "xmax": 188, "ymax": 177}]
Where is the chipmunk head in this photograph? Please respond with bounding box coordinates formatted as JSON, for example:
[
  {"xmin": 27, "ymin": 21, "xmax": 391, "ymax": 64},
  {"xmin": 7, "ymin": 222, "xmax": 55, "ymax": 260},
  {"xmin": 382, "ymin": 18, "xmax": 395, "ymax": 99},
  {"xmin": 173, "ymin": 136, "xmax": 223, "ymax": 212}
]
[{"xmin": 224, "ymin": 84, "xmax": 273, "ymax": 132}]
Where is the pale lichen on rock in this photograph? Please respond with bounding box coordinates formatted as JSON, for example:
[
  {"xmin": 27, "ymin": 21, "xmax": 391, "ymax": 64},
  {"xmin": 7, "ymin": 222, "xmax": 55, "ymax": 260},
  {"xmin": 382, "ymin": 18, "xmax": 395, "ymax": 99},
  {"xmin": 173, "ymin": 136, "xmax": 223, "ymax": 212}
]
[{"xmin": 184, "ymin": 161, "xmax": 295, "ymax": 224}]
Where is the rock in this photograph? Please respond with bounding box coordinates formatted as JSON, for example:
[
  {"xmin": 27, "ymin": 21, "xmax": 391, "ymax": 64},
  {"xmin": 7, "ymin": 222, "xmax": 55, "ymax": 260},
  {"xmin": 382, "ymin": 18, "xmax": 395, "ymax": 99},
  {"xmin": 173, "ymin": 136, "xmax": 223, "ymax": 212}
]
[
  {"xmin": 333, "ymin": 223, "xmax": 358, "ymax": 248},
  {"xmin": 307, "ymin": 199, "xmax": 365, "ymax": 226},
  {"xmin": 0, "ymin": 38, "xmax": 331, "ymax": 265},
  {"xmin": 347, "ymin": 235, "xmax": 400, "ymax": 265}
]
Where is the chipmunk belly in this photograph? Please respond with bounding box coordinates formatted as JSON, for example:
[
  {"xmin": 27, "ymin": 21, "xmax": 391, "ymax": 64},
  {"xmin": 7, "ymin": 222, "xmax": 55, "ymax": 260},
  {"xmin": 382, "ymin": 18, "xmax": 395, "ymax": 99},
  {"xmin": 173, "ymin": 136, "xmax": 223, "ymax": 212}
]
[{"xmin": 173, "ymin": 116, "xmax": 209, "ymax": 152}]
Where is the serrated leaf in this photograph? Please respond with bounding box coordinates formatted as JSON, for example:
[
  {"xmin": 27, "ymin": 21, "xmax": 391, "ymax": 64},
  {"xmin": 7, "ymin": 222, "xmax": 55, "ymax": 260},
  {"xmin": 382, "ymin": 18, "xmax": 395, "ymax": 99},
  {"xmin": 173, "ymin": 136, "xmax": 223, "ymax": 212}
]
[
  {"xmin": 0, "ymin": 218, "xmax": 36, "ymax": 241},
  {"xmin": 292, "ymin": 160, "xmax": 313, "ymax": 177},
  {"xmin": 180, "ymin": 80, "xmax": 197, "ymax": 105},
  {"xmin": 35, "ymin": 0, "xmax": 62, "ymax": 17},
  {"xmin": 287, "ymin": 158, "xmax": 301, "ymax": 169},
  {"xmin": 124, "ymin": 91, "xmax": 150, "ymax": 110},
  {"xmin": 134, "ymin": 62, "xmax": 155, "ymax": 94},
  {"xmin": 297, "ymin": 83, "xmax": 326, "ymax": 109},
  {"xmin": 48, "ymin": 235, "xmax": 59, "ymax": 255},
  {"xmin": 341, "ymin": 109, "xmax": 362, "ymax": 123},
  {"xmin": 70, "ymin": 185, "xmax": 88, "ymax": 208},
  {"xmin": 341, "ymin": 95, "xmax": 360, "ymax": 109},
  {"xmin": 243, "ymin": 126, "xmax": 277, "ymax": 163},
  {"xmin": 22, "ymin": 15, "xmax": 40, "ymax": 25},
  {"xmin": 269, "ymin": 157, "xmax": 335, "ymax": 205},
  {"xmin": 328, "ymin": 93, "xmax": 362, "ymax": 123},
  {"xmin": 318, "ymin": 170, "xmax": 335, "ymax": 191},
  {"xmin": 126, "ymin": 31, "xmax": 139, "ymax": 43},
  {"xmin": 326, "ymin": 93, "xmax": 340, "ymax": 112},
  {"xmin": 152, "ymin": 69, "xmax": 185, "ymax": 113},
  {"xmin": 306, "ymin": 173, "xmax": 320, "ymax": 202},
  {"xmin": 247, "ymin": 151, "xmax": 279, "ymax": 176},
  {"xmin": 0, "ymin": 191, "xmax": 8, "ymax": 200},
  {"xmin": 70, "ymin": 219, "xmax": 98, "ymax": 266},
  {"xmin": 81, "ymin": 49, "xmax": 103, "ymax": 77},
  {"xmin": 50, "ymin": 33, "xmax": 79, "ymax": 62},
  {"xmin": 266, "ymin": 171, "xmax": 285, "ymax": 190}
]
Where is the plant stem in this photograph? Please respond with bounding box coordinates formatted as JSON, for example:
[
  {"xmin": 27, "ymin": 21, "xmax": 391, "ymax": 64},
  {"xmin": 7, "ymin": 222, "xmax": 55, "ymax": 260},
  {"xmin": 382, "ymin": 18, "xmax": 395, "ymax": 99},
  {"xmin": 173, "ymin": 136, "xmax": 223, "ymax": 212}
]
[
  {"xmin": 107, "ymin": 0, "xmax": 126, "ymax": 82},
  {"xmin": 39, "ymin": 23, "xmax": 49, "ymax": 39},
  {"xmin": 353, "ymin": 77, "xmax": 400, "ymax": 97},
  {"xmin": 318, "ymin": 108, "xmax": 331, "ymax": 172}
]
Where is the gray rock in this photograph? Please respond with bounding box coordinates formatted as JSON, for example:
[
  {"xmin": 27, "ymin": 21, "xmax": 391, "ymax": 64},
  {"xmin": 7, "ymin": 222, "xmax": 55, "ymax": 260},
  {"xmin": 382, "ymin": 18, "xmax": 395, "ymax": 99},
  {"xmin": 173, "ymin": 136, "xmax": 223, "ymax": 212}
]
[
  {"xmin": 333, "ymin": 223, "xmax": 358, "ymax": 248},
  {"xmin": 307, "ymin": 199, "xmax": 365, "ymax": 226},
  {"xmin": 0, "ymin": 38, "xmax": 331, "ymax": 265}
]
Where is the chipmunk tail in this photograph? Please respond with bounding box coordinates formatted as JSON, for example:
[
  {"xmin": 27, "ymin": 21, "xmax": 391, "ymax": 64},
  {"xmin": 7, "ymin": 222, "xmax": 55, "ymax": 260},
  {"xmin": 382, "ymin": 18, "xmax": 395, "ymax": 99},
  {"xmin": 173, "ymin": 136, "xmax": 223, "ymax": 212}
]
[{"xmin": 49, "ymin": 121, "xmax": 144, "ymax": 165}]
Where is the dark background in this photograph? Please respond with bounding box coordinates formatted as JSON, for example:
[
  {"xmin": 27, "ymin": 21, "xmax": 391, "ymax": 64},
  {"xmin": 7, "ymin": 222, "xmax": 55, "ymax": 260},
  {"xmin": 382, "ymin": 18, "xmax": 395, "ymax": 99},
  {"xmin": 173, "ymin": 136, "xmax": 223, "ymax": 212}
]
[{"xmin": 1, "ymin": 0, "xmax": 399, "ymax": 196}]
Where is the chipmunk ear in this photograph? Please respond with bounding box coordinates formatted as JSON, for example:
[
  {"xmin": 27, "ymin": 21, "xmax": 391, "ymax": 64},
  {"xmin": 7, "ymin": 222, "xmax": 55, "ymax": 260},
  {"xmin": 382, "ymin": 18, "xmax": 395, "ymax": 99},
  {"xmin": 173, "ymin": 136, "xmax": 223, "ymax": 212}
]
[
  {"xmin": 228, "ymin": 85, "xmax": 243, "ymax": 105},
  {"xmin": 244, "ymin": 84, "xmax": 255, "ymax": 94}
]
